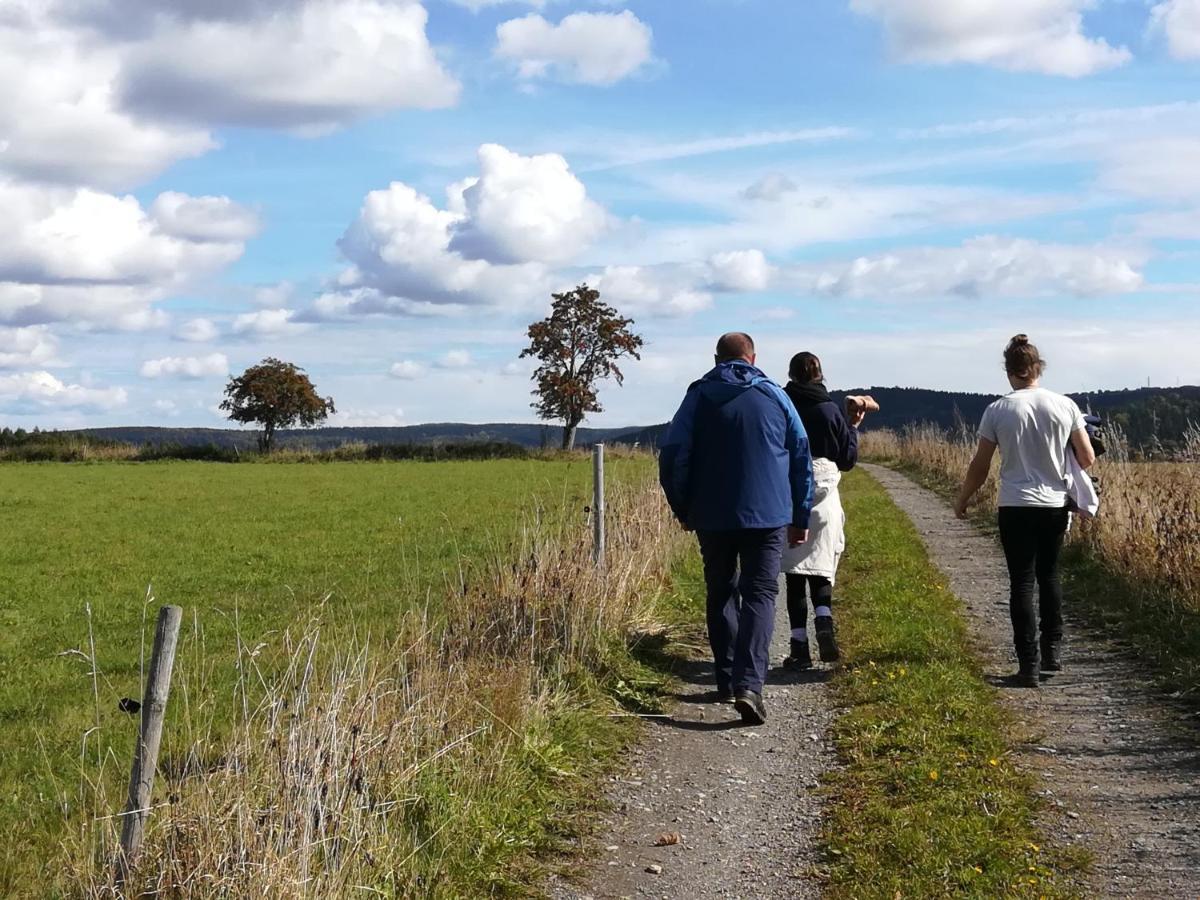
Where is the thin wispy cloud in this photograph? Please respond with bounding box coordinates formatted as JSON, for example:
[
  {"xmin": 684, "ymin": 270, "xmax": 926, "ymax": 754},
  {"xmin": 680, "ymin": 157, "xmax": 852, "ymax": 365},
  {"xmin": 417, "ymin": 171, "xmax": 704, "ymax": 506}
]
[{"xmin": 581, "ymin": 127, "xmax": 861, "ymax": 171}]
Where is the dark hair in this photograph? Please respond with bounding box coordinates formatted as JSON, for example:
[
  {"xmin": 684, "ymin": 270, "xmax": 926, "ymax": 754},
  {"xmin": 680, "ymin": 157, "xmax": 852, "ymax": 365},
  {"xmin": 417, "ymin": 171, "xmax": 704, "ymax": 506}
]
[
  {"xmin": 788, "ymin": 351, "xmax": 823, "ymax": 384},
  {"xmin": 715, "ymin": 332, "xmax": 755, "ymax": 362},
  {"xmin": 1004, "ymin": 334, "xmax": 1045, "ymax": 380}
]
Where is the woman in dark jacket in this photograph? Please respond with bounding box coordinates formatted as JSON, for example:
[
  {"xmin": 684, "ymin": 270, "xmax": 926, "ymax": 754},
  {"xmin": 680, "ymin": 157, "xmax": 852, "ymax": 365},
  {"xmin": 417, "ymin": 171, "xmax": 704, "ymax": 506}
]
[{"xmin": 780, "ymin": 352, "xmax": 865, "ymax": 668}]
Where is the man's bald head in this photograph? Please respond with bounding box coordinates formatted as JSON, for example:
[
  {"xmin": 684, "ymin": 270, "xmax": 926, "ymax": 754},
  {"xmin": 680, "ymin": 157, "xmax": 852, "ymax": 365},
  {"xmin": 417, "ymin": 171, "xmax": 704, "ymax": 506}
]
[{"xmin": 715, "ymin": 332, "xmax": 755, "ymax": 363}]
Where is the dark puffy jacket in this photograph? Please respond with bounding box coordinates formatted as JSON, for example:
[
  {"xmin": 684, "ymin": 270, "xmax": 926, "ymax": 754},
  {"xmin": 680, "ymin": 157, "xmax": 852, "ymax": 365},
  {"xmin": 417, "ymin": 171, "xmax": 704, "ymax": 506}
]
[
  {"xmin": 784, "ymin": 381, "xmax": 858, "ymax": 472},
  {"xmin": 659, "ymin": 361, "xmax": 814, "ymax": 531}
]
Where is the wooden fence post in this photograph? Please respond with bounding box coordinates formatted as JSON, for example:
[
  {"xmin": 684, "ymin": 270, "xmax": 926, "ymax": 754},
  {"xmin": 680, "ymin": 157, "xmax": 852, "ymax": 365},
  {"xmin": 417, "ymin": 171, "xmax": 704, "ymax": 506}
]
[
  {"xmin": 593, "ymin": 443, "xmax": 606, "ymax": 567},
  {"xmin": 116, "ymin": 604, "xmax": 183, "ymax": 881}
]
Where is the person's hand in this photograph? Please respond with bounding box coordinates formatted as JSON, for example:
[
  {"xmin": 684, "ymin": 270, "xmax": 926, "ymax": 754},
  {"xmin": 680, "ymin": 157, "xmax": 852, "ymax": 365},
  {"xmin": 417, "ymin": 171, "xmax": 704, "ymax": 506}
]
[
  {"xmin": 788, "ymin": 526, "xmax": 809, "ymax": 546},
  {"xmin": 848, "ymin": 408, "xmax": 866, "ymax": 428}
]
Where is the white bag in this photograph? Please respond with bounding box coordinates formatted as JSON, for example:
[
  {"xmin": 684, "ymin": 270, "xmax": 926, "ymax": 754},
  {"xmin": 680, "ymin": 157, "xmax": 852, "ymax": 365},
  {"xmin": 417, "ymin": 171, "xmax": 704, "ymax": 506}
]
[{"xmin": 1066, "ymin": 452, "xmax": 1099, "ymax": 519}]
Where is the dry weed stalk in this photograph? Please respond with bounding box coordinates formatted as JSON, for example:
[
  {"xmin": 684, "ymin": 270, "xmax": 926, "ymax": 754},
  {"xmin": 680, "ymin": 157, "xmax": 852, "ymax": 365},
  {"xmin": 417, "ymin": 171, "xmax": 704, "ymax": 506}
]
[{"xmin": 68, "ymin": 477, "xmax": 687, "ymax": 897}]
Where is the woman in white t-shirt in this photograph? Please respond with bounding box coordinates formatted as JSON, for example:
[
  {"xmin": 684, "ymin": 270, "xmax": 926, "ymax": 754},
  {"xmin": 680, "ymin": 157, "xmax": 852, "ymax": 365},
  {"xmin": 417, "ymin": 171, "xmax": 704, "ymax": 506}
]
[{"xmin": 953, "ymin": 335, "xmax": 1096, "ymax": 688}]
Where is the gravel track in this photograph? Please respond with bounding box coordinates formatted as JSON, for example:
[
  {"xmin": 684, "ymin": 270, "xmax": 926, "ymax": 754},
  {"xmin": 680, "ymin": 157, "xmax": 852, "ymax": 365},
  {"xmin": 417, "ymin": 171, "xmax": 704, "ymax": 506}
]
[
  {"xmin": 550, "ymin": 467, "xmax": 1200, "ymax": 899},
  {"xmin": 548, "ymin": 578, "xmax": 836, "ymax": 900},
  {"xmin": 865, "ymin": 464, "xmax": 1200, "ymax": 899}
]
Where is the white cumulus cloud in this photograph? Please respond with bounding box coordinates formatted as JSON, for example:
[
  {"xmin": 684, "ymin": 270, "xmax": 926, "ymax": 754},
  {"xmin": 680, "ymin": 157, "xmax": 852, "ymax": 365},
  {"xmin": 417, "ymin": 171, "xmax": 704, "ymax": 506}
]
[
  {"xmin": 591, "ymin": 266, "xmax": 712, "ymax": 317},
  {"xmin": 333, "ymin": 144, "xmax": 605, "ymax": 312},
  {"xmin": 0, "ymin": 182, "xmax": 254, "ymax": 329},
  {"xmin": 436, "ymin": 349, "xmax": 473, "ymax": 368},
  {"xmin": 0, "ymin": 325, "xmax": 59, "ymax": 368},
  {"xmin": 0, "ymin": 12, "xmax": 214, "ymax": 189},
  {"xmin": 707, "ymin": 250, "xmax": 773, "ymax": 292},
  {"xmin": 329, "ymin": 406, "xmax": 407, "ymax": 427},
  {"xmin": 119, "ymin": 0, "xmax": 460, "ymax": 132},
  {"xmin": 495, "ymin": 10, "xmax": 654, "ymax": 86},
  {"xmin": 449, "ymin": 143, "xmax": 608, "ymax": 264},
  {"xmin": 796, "ymin": 237, "xmax": 1144, "ymax": 299},
  {"xmin": 232, "ymin": 308, "xmax": 305, "ymax": 337},
  {"xmin": 850, "ymin": 0, "xmax": 1130, "ymax": 76},
  {"xmin": 150, "ymin": 192, "xmax": 261, "ymax": 242},
  {"xmin": 176, "ymin": 317, "xmax": 220, "ymax": 342},
  {"xmin": 139, "ymin": 352, "xmax": 229, "ymax": 379},
  {"xmin": 253, "ymin": 280, "xmax": 295, "ymax": 307},
  {"xmin": 0, "ymin": 183, "xmax": 251, "ymax": 289},
  {"xmin": 389, "ymin": 360, "xmax": 425, "ymax": 379},
  {"xmin": 1151, "ymin": 0, "xmax": 1200, "ymax": 59},
  {"xmin": 0, "ymin": 370, "xmax": 127, "ymax": 411},
  {"xmin": 0, "ymin": 0, "xmax": 457, "ymax": 192}
]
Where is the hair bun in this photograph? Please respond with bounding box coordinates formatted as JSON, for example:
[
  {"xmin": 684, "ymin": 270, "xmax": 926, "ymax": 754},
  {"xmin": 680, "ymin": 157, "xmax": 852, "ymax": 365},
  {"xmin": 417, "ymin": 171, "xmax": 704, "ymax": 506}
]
[{"xmin": 1010, "ymin": 334, "xmax": 1030, "ymax": 346}]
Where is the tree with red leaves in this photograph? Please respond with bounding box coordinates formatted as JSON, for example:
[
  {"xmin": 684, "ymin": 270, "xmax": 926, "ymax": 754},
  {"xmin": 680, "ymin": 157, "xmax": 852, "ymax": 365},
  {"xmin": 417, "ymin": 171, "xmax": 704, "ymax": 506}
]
[
  {"xmin": 521, "ymin": 284, "xmax": 644, "ymax": 451},
  {"xmin": 220, "ymin": 358, "xmax": 335, "ymax": 453}
]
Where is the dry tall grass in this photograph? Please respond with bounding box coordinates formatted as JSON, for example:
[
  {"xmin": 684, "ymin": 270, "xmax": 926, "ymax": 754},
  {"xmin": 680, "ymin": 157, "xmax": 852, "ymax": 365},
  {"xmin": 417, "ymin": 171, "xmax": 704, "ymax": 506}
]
[
  {"xmin": 65, "ymin": 476, "xmax": 687, "ymax": 897},
  {"xmin": 863, "ymin": 426, "xmax": 1200, "ymax": 615}
]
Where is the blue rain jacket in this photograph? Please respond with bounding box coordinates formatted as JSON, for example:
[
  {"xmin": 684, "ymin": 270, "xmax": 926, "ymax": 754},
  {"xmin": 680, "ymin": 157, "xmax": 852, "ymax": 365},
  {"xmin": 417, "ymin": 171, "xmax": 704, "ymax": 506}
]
[{"xmin": 658, "ymin": 360, "xmax": 814, "ymax": 531}]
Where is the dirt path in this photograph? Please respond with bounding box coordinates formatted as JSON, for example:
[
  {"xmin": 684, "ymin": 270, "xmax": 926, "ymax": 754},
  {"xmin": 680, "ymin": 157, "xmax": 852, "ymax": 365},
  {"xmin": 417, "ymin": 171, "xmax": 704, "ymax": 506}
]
[
  {"xmin": 864, "ymin": 464, "xmax": 1200, "ymax": 899},
  {"xmin": 548, "ymin": 584, "xmax": 836, "ymax": 900}
]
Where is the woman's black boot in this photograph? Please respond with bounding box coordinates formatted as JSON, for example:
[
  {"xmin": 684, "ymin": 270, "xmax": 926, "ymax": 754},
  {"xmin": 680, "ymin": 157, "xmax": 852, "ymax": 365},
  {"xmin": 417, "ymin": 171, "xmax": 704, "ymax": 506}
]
[
  {"xmin": 1041, "ymin": 640, "xmax": 1062, "ymax": 672},
  {"xmin": 1016, "ymin": 658, "xmax": 1041, "ymax": 688}
]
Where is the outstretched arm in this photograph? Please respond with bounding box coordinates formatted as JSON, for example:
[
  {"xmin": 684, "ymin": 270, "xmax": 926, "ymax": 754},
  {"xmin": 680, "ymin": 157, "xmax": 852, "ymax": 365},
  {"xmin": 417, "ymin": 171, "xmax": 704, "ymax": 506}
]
[
  {"xmin": 954, "ymin": 438, "xmax": 997, "ymax": 519},
  {"xmin": 834, "ymin": 405, "xmax": 860, "ymax": 472}
]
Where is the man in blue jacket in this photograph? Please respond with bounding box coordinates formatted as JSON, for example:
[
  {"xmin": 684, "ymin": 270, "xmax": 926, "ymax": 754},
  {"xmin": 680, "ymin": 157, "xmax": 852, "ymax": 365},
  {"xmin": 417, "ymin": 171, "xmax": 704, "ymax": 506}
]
[{"xmin": 658, "ymin": 332, "xmax": 814, "ymax": 724}]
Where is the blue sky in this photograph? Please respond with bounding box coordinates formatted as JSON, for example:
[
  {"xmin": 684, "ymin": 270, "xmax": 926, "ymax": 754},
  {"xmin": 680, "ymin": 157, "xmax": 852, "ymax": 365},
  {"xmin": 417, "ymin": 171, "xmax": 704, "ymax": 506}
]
[{"xmin": 2, "ymin": 0, "xmax": 1199, "ymax": 429}]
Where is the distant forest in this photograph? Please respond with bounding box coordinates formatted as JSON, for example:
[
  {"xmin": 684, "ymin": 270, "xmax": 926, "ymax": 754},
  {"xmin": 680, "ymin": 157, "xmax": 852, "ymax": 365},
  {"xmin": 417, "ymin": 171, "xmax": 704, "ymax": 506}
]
[
  {"xmin": 828, "ymin": 385, "xmax": 1200, "ymax": 451},
  {"xmin": 594, "ymin": 385, "xmax": 1200, "ymax": 454},
  {"xmin": 3, "ymin": 385, "xmax": 1198, "ymax": 456}
]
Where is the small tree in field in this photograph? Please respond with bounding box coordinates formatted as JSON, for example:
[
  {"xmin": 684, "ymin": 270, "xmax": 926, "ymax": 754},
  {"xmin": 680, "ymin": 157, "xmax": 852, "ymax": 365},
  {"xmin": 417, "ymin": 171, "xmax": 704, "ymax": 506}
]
[
  {"xmin": 220, "ymin": 358, "xmax": 335, "ymax": 453},
  {"xmin": 521, "ymin": 284, "xmax": 643, "ymax": 451}
]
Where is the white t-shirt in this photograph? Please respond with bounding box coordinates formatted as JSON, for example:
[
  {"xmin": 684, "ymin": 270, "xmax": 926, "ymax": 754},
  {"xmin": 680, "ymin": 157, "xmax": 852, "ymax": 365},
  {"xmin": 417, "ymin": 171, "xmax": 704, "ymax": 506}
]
[{"xmin": 979, "ymin": 387, "xmax": 1087, "ymax": 508}]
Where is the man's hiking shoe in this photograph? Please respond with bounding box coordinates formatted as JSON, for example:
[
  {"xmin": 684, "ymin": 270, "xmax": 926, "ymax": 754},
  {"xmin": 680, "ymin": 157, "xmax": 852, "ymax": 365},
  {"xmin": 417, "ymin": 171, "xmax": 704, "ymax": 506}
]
[
  {"xmin": 815, "ymin": 617, "xmax": 840, "ymax": 663},
  {"xmin": 1015, "ymin": 661, "xmax": 1041, "ymax": 689},
  {"xmin": 1041, "ymin": 641, "xmax": 1063, "ymax": 672},
  {"xmin": 714, "ymin": 688, "xmax": 735, "ymax": 704},
  {"xmin": 733, "ymin": 689, "xmax": 767, "ymax": 725},
  {"xmin": 783, "ymin": 639, "xmax": 813, "ymax": 670}
]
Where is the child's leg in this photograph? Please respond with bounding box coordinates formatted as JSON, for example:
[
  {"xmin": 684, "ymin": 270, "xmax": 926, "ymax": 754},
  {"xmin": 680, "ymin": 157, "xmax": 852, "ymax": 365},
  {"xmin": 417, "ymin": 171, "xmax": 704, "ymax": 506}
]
[
  {"xmin": 810, "ymin": 576, "xmax": 840, "ymax": 662},
  {"xmin": 808, "ymin": 575, "xmax": 833, "ymax": 621},
  {"xmin": 784, "ymin": 573, "xmax": 812, "ymax": 668},
  {"xmin": 785, "ymin": 573, "xmax": 809, "ymax": 640}
]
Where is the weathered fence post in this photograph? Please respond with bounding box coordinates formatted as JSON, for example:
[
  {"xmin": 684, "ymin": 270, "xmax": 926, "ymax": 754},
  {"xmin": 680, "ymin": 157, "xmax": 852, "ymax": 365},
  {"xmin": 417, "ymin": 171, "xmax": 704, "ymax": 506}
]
[
  {"xmin": 593, "ymin": 442, "xmax": 606, "ymax": 567},
  {"xmin": 116, "ymin": 604, "xmax": 183, "ymax": 881}
]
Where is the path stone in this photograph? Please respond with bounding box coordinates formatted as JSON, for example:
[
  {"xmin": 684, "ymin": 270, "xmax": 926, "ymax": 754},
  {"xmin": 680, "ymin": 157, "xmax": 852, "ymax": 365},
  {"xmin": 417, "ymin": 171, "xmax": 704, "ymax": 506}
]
[
  {"xmin": 548, "ymin": 576, "xmax": 835, "ymax": 900},
  {"xmin": 865, "ymin": 463, "xmax": 1200, "ymax": 899}
]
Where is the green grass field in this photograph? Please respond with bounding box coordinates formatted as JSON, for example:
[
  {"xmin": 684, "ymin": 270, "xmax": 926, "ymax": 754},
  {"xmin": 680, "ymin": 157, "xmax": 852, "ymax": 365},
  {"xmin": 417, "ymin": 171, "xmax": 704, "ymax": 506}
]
[{"xmin": 0, "ymin": 457, "xmax": 652, "ymax": 892}]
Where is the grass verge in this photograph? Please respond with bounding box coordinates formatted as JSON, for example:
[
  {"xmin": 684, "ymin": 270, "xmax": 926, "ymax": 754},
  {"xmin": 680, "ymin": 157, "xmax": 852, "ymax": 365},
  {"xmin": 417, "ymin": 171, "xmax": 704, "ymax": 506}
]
[
  {"xmin": 0, "ymin": 457, "xmax": 653, "ymax": 893},
  {"xmin": 57, "ymin": 474, "xmax": 695, "ymax": 898},
  {"xmin": 821, "ymin": 470, "xmax": 1085, "ymax": 898}
]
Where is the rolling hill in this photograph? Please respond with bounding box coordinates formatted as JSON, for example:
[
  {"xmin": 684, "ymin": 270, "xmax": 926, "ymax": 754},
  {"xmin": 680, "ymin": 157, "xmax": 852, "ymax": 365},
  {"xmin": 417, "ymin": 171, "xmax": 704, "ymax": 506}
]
[{"xmin": 6, "ymin": 385, "xmax": 1192, "ymax": 454}]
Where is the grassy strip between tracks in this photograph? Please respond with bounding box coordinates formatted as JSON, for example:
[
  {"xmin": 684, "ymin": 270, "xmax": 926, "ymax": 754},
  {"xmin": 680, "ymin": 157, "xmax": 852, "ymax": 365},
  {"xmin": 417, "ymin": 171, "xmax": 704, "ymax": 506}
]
[{"xmin": 820, "ymin": 469, "xmax": 1087, "ymax": 898}]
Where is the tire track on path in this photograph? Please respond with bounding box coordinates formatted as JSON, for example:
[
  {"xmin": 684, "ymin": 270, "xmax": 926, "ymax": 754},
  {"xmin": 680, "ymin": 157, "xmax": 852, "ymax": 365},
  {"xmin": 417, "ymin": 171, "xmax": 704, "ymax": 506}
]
[
  {"xmin": 548, "ymin": 575, "xmax": 835, "ymax": 900},
  {"xmin": 864, "ymin": 463, "xmax": 1200, "ymax": 899}
]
